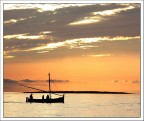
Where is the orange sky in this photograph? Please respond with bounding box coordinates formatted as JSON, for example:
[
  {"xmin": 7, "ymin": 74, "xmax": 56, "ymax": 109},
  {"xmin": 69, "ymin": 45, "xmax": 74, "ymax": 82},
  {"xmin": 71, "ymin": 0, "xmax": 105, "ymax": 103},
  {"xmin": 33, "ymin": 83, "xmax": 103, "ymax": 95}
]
[
  {"xmin": 4, "ymin": 54, "xmax": 140, "ymax": 93},
  {"xmin": 3, "ymin": 3, "xmax": 141, "ymax": 93}
]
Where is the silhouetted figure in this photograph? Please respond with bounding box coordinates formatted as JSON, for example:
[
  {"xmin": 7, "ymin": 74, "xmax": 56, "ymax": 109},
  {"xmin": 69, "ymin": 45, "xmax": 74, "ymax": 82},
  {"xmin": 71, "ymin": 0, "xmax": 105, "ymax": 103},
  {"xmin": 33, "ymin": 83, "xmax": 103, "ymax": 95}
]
[
  {"xmin": 46, "ymin": 95, "xmax": 49, "ymax": 100},
  {"xmin": 30, "ymin": 94, "xmax": 33, "ymax": 99},
  {"xmin": 42, "ymin": 95, "xmax": 44, "ymax": 100},
  {"xmin": 26, "ymin": 97, "xmax": 28, "ymax": 102}
]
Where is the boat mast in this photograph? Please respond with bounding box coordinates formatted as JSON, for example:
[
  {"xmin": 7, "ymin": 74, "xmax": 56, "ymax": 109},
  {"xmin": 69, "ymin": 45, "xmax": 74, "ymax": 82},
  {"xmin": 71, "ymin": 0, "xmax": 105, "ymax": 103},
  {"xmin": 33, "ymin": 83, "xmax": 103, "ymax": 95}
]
[{"xmin": 48, "ymin": 73, "xmax": 51, "ymax": 99}]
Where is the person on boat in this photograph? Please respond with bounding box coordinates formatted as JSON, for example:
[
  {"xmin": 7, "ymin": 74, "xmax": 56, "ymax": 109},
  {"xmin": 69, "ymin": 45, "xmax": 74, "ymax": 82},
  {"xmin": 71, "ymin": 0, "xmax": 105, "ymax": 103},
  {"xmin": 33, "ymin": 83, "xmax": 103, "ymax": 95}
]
[
  {"xmin": 46, "ymin": 95, "xmax": 49, "ymax": 100},
  {"xmin": 42, "ymin": 95, "xmax": 44, "ymax": 100},
  {"xmin": 30, "ymin": 94, "xmax": 33, "ymax": 99}
]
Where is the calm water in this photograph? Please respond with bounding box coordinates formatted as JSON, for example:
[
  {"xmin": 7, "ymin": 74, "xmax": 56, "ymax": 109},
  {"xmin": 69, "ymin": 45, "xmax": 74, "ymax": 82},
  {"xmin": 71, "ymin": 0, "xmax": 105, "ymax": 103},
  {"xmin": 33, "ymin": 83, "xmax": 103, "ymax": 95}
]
[{"xmin": 3, "ymin": 92, "xmax": 140, "ymax": 118}]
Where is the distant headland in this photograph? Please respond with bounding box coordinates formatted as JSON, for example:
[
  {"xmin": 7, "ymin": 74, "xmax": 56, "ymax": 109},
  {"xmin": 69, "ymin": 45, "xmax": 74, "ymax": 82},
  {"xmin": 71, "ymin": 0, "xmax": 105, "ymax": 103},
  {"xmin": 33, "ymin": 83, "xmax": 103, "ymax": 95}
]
[{"xmin": 23, "ymin": 91, "xmax": 132, "ymax": 94}]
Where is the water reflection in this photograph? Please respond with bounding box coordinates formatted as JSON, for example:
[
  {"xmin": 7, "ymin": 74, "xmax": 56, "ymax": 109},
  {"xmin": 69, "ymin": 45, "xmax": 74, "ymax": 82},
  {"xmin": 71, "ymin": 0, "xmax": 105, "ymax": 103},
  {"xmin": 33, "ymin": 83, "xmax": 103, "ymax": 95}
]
[{"xmin": 4, "ymin": 92, "xmax": 140, "ymax": 117}]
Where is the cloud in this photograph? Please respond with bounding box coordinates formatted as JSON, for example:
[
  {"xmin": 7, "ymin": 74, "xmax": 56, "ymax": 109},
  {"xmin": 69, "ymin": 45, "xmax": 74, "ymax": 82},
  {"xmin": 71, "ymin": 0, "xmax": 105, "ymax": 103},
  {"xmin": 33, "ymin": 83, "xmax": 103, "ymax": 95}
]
[
  {"xmin": 4, "ymin": 18, "xmax": 27, "ymax": 24},
  {"xmin": 4, "ymin": 33, "xmax": 47, "ymax": 40},
  {"xmin": 4, "ymin": 4, "xmax": 140, "ymax": 36},
  {"xmin": 131, "ymin": 80, "xmax": 140, "ymax": 83},
  {"xmin": 4, "ymin": 78, "xmax": 69, "ymax": 86},
  {"xmin": 20, "ymin": 79, "xmax": 36, "ymax": 83},
  {"xmin": 6, "ymin": 36, "xmax": 139, "ymax": 52},
  {"xmin": 4, "ymin": 51, "xmax": 15, "ymax": 59},
  {"xmin": 3, "ymin": 3, "xmax": 140, "ymax": 62},
  {"xmin": 4, "ymin": 4, "xmax": 92, "ymax": 12},
  {"xmin": 46, "ymin": 79, "xmax": 69, "ymax": 83},
  {"xmin": 31, "ymin": 36, "xmax": 138, "ymax": 52},
  {"xmin": 86, "ymin": 54, "xmax": 111, "ymax": 57},
  {"xmin": 4, "ymin": 79, "xmax": 18, "ymax": 92},
  {"xmin": 3, "ymin": 78, "xmax": 69, "ymax": 92},
  {"xmin": 4, "ymin": 79, "xmax": 18, "ymax": 84},
  {"xmin": 4, "ymin": 78, "xmax": 47, "ymax": 92},
  {"xmin": 112, "ymin": 80, "xmax": 140, "ymax": 84},
  {"xmin": 114, "ymin": 80, "xmax": 119, "ymax": 83},
  {"xmin": 4, "ymin": 37, "xmax": 140, "ymax": 63},
  {"xmin": 68, "ymin": 4, "xmax": 137, "ymax": 25}
]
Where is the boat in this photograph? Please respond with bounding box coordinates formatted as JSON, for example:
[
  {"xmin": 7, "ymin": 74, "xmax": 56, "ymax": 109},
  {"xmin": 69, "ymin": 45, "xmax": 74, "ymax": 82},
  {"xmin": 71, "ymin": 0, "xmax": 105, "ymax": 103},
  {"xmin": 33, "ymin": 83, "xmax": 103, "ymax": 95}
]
[
  {"xmin": 26, "ymin": 95, "xmax": 64, "ymax": 103},
  {"xmin": 26, "ymin": 73, "xmax": 64, "ymax": 103}
]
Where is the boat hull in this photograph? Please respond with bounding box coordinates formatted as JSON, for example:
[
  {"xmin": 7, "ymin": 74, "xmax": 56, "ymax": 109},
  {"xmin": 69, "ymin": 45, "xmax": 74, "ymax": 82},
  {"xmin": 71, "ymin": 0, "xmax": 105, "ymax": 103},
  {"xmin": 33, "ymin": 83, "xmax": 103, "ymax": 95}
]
[{"xmin": 26, "ymin": 96, "xmax": 64, "ymax": 103}]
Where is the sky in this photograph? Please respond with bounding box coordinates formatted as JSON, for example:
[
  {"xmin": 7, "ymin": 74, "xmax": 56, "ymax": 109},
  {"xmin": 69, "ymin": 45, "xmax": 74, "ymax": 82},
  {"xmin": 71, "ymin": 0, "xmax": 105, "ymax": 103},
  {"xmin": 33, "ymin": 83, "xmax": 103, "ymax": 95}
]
[{"xmin": 3, "ymin": 3, "xmax": 141, "ymax": 93}]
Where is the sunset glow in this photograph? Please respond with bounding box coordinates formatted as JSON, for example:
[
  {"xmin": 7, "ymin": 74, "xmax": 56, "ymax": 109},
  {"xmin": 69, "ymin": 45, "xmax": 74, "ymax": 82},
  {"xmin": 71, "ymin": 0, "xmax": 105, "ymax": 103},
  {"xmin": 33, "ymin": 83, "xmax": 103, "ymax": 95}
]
[
  {"xmin": 69, "ymin": 4, "xmax": 137, "ymax": 25},
  {"xmin": 4, "ymin": 33, "xmax": 47, "ymax": 40},
  {"xmin": 3, "ymin": 3, "xmax": 141, "ymax": 94}
]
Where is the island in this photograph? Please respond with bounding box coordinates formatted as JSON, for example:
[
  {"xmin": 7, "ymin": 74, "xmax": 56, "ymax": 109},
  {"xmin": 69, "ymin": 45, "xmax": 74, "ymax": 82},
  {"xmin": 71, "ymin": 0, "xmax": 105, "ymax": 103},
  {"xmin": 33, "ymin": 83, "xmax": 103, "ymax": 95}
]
[{"xmin": 24, "ymin": 91, "xmax": 132, "ymax": 94}]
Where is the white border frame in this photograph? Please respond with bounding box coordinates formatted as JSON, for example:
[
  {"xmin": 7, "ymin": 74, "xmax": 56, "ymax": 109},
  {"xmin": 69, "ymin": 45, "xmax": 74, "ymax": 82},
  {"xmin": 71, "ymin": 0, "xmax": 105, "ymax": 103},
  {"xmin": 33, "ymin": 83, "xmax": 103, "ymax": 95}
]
[{"xmin": 0, "ymin": 0, "xmax": 143, "ymax": 120}]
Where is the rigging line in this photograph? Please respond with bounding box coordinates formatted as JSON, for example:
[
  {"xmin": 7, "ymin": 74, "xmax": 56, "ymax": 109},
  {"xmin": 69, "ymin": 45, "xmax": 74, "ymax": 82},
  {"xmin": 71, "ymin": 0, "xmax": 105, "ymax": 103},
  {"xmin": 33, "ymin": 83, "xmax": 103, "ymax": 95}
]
[
  {"xmin": 36, "ymin": 75, "xmax": 47, "ymax": 81},
  {"xmin": 51, "ymin": 93, "xmax": 63, "ymax": 96},
  {"xmin": 18, "ymin": 84, "xmax": 63, "ymax": 96},
  {"xmin": 51, "ymin": 79, "xmax": 57, "ymax": 90},
  {"xmin": 17, "ymin": 84, "xmax": 46, "ymax": 92},
  {"xmin": 50, "ymin": 82, "xmax": 63, "ymax": 96}
]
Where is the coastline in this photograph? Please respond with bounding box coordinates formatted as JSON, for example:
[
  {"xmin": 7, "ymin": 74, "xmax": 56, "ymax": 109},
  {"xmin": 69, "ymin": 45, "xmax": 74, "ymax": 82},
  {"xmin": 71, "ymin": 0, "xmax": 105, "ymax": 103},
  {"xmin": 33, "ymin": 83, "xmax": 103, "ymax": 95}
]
[{"xmin": 23, "ymin": 91, "xmax": 132, "ymax": 94}]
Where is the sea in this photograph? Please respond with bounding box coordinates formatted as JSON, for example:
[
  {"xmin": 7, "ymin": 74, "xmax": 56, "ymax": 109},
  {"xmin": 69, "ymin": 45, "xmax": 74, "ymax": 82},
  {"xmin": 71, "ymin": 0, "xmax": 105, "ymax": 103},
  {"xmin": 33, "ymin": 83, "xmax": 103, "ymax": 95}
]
[{"xmin": 3, "ymin": 92, "xmax": 140, "ymax": 118}]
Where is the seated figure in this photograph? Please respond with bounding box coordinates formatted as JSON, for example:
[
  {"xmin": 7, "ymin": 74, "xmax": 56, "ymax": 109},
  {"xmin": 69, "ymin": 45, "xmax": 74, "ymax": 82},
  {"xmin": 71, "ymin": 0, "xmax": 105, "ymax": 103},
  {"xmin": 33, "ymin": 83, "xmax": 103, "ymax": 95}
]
[{"xmin": 30, "ymin": 94, "xmax": 33, "ymax": 99}]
